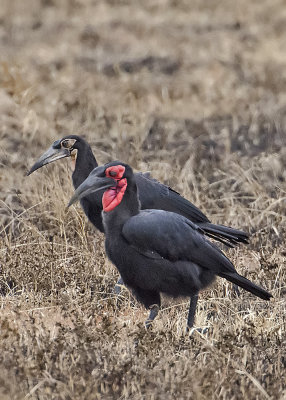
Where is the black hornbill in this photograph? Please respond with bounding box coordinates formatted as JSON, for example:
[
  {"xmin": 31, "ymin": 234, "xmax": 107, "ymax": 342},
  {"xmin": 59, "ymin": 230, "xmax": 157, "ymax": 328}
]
[
  {"xmin": 27, "ymin": 135, "xmax": 249, "ymax": 247},
  {"xmin": 68, "ymin": 161, "xmax": 272, "ymax": 330}
]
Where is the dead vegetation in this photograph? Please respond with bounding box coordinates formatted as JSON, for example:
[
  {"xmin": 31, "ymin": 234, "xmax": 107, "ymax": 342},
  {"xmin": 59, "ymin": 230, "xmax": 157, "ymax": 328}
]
[{"xmin": 0, "ymin": 0, "xmax": 286, "ymax": 398}]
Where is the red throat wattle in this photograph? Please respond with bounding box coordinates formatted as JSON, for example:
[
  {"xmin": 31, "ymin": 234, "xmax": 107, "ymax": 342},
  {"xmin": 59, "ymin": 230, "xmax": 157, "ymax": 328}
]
[{"xmin": 102, "ymin": 165, "xmax": 127, "ymax": 212}]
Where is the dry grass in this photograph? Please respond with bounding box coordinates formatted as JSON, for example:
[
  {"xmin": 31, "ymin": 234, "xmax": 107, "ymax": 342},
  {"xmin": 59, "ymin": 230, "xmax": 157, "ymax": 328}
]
[{"xmin": 0, "ymin": 0, "xmax": 286, "ymax": 398}]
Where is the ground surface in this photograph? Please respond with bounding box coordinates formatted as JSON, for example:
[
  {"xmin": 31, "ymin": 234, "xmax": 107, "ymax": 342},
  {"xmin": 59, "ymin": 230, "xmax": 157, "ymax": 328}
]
[{"xmin": 0, "ymin": 0, "xmax": 286, "ymax": 399}]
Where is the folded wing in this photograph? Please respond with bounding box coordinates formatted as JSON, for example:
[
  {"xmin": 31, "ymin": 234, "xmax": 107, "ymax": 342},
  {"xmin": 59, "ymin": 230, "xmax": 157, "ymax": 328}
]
[{"xmin": 122, "ymin": 209, "xmax": 236, "ymax": 275}]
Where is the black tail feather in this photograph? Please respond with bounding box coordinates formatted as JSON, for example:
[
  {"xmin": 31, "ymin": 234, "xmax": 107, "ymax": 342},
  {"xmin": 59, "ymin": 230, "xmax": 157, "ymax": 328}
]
[
  {"xmin": 200, "ymin": 223, "xmax": 249, "ymax": 247},
  {"xmin": 219, "ymin": 272, "xmax": 272, "ymax": 300},
  {"xmin": 202, "ymin": 231, "xmax": 236, "ymax": 248}
]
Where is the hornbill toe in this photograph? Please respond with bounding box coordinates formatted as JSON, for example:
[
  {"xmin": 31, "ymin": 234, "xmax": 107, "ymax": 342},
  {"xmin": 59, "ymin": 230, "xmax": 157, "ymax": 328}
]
[
  {"xmin": 186, "ymin": 326, "xmax": 209, "ymax": 335},
  {"xmin": 114, "ymin": 276, "xmax": 124, "ymax": 295},
  {"xmin": 232, "ymin": 284, "xmax": 240, "ymax": 297},
  {"xmin": 145, "ymin": 304, "xmax": 160, "ymax": 329}
]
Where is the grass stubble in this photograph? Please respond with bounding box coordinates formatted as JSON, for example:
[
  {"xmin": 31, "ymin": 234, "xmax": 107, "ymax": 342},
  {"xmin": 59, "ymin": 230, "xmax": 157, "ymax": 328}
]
[{"xmin": 0, "ymin": 0, "xmax": 286, "ymax": 399}]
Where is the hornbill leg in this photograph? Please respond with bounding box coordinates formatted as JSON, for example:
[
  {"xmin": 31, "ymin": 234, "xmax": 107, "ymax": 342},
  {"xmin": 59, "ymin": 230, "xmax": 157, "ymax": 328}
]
[
  {"xmin": 145, "ymin": 304, "xmax": 160, "ymax": 329},
  {"xmin": 114, "ymin": 276, "xmax": 124, "ymax": 295},
  {"xmin": 186, "ymin": 293, "xmax": 199, "ymax": 332}
]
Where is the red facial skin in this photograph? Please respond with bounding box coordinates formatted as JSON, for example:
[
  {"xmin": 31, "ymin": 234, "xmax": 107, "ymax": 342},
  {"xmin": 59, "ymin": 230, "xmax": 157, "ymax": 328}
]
[{"xmin": 102, "ymin": 166, "xmax": 127, "ymax": 212}]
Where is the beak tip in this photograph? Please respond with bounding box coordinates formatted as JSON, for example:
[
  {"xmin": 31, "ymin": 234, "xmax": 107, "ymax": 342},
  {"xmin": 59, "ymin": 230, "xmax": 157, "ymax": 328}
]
[
  {"xmin": 26, "ymin": 164, "xmax": 39, "ymax": 176},
  {"xmin": 67, "ymin": 197, "xmax": 76, "ymax": 208}
]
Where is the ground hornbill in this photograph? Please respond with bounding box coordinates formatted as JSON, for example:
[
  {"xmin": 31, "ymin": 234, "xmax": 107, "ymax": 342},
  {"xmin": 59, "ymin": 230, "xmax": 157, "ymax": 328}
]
[
  {"xmin": 68, "ymin": 161, "xmax": 272, "ymax": 330},
  {"xmin": 28, "ymin": 135, "xmax": 248, "ymax": 293}
]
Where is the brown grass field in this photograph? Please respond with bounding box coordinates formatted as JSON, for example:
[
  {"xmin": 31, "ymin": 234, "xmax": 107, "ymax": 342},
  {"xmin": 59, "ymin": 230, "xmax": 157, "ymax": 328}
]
[{"xmin": 1, "ymin": 0, "xmax": 286, "ymax": 398}]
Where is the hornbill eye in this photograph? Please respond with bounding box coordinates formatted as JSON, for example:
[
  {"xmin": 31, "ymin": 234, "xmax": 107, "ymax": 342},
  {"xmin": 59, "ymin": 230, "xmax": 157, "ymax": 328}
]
[
  {"xmin": 109, "ymin": 170, "xmax": 118, "ymax": 177},
  {"xmin": 105, "ymin": 165, "xmax": 126, "ymax": 179},
  {"xmin": 61, "ymin": 140, "xmax": 71, "ymax": 149}
]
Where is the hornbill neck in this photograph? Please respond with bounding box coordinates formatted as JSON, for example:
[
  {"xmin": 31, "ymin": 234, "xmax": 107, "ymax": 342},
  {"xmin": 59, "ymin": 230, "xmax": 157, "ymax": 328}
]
[
  {"xmin": 103, "ymin": 179, "xmax": 140, "ymax": 233},
  {"xmin": 72, "ymin": 145, "xmax": 98, "ymax": 189}
]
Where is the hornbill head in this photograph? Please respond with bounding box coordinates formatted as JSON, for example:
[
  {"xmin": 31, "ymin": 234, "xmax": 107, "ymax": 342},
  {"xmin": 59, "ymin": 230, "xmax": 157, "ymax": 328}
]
[
  {"xmin": 68, "ymin": 161, "xmax": 133, "ymax": 211},
  {"xmin": 27, "ymin": 135, "xmax": 85, "ymax": 175}
]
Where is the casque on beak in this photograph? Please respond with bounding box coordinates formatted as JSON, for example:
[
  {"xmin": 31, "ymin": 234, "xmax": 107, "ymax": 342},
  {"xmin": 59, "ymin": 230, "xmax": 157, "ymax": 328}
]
[
  {"xmin": 68, "ymin": 167, "xmax": 115, "ymax": 207},
  {"xmin": 27, "ymin": 143, "xmax": 70, "ymax": 176}
]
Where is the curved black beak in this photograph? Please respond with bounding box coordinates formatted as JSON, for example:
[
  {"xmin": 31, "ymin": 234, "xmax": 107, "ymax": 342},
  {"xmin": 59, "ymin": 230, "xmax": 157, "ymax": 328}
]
[
  {"xmin": 27, "ymin": 144, "xmax": 70, "ymax": 176},
  {"xmin": 68, "ymin": 168, "xmax": 115, "ymax": 207}
]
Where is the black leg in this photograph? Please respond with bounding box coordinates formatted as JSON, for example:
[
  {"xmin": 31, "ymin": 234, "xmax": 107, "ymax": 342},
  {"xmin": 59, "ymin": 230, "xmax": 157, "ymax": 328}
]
[
  {"xmin": 145, "ymin": 304, "xmax": 160, "ymax": 329},
  {"xmin": 114, "ymin": 276, "xmax": 124, "ymax": 295},
  {"xmin": 186, "ymin": 293, "xmax": 199, "ymax": 332},
  {"xmin": 131, "ymin": 287, "xmax": 161, "ymax": 329}
]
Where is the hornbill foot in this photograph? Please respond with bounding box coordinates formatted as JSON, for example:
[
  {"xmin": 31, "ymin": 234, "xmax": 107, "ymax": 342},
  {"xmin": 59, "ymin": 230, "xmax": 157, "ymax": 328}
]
[
  {"xmin": 114, "ymin": 276, "xmax": 124, "ymax": 295},
  {"xmin": 145, "ymin": 304, "xmax": 160, "ymax": 329},
  {"xmin": 186, "ymin": 326, "xmax": 209, "ymax": 335},
  {"xmin": 232, "ymin": 284, "xmax": 240, "ymax": 297}
]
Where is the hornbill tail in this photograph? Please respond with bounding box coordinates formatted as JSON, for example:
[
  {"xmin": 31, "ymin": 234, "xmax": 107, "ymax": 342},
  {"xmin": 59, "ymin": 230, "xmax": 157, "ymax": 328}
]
[{"xmin": 219, "ymin": 272, "xmax": 272, "ymax": 301}]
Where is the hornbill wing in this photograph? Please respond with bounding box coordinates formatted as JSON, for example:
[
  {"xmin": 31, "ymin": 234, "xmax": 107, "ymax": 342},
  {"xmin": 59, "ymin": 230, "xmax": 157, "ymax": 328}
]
[
  {"xmin": 134, "ymin": 173, "xmax": 249, "ymax": 247},
  {"xmin": 134, "ymin": 173, "xmax": 210, "ymax": 224},
  {"xmin": 122, "ymin": 210, "xmax": 236, "ymax": 275}
]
